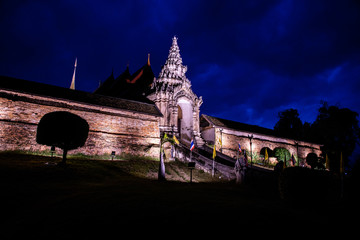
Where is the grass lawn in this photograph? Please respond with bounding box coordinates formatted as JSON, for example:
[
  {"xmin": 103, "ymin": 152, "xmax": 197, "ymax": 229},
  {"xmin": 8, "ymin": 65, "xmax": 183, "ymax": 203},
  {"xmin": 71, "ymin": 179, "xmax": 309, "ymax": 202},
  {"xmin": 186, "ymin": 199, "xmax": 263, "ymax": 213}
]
[{"xmin": 0, "ymin": 152, "xmax": 354, "ymax": 237}]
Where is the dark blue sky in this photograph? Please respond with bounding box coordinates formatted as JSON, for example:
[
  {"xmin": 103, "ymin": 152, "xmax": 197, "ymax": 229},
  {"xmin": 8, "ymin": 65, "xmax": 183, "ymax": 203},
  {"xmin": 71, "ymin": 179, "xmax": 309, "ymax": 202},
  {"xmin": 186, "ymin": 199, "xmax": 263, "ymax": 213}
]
[{"xmin": 1, "ymin": 0, "xmax": 360, "ymax": 129}]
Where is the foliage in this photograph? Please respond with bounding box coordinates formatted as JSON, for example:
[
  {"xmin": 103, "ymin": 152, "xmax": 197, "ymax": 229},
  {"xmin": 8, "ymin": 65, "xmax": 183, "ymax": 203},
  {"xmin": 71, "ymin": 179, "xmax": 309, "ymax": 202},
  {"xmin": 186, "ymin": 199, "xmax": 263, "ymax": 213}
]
[
  {"xmin": 311, "ymin": 102, "xmax": 360, "ymax": 171},
  {"xmin": 305, "ymin": 153, "xmax": 320, "ymax": 169},
  {"xmin": 274, "ymin": 108, "xmax": 303, "ymax": 139},
  {"xmin": 36, "ymin": 111, "xmax": 89, "ymax": 164},
  {"xmin": 274, "ymin": 148, "xmax": 290, "ymax": 162},
  {"xmin": 274, "ymin": 103, "xmax": 360, "ymax": 172}
]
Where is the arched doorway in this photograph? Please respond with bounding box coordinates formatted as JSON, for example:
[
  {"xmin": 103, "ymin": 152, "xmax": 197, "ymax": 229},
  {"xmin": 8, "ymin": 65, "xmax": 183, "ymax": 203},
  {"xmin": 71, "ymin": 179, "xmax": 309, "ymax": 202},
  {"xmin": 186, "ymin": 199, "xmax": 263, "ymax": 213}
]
[
  {"xmin": 260, "ymin": 147, "xmax": 274, "ymax": 165},
  {"xmin": 274, "ymin": 147, "xmax": 291, "ymax": 165},
  {"xmin": 177, "ymin": 98, "xmax": 193, "ymax": 141},
  {"xmin": 260, "ymin": 147, "xmax": 273, "ymax": 158}
]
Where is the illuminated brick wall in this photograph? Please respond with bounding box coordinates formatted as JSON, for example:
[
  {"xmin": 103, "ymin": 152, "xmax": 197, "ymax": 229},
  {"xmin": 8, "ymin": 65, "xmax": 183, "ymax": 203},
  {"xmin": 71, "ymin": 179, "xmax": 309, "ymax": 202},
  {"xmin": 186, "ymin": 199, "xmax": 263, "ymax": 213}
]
[
  {"xmin": 213, "ymin": 127, "xmax": 322, "ymax": 165},
  {"xmin": 0, "ymin": 89, "xmax": 161, "ymax": 158}
]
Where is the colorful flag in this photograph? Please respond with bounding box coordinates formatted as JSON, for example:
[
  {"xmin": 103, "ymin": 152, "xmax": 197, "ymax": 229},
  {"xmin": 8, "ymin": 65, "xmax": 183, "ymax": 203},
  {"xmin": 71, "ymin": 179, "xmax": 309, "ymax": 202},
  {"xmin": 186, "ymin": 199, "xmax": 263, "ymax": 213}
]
[
  {"xmin": 291, "ymin": 154, "xmax": 296, "ymax": 166},
  {"xmin": 218, "ymin": 137, "xmax": 222, "ymax": 148},
  {"xmin": 244, "ymin": 150, "xmax": 248, "ymax": 166},
  {"xmin": 340, "ymin": 152, "xmax": 344, "ymax": 174},
  {"xmin": 163, "ymin": 133, "xmax": 168, "ymax": 140},
  {"xmin": 212, "ymin": 146, "xmax": 216, "ymax": 177},
  {"xmin": 265, "ymin": 148, "xmax": 269, "ymax": 161},
  {"xmin": 212, "ymin": 145, "xmax": 216, "ymax": 159},
  {"xmin": 238, "ymin": 143, "xmax": 242, "ymax": 152},
  {"xmin": 190, "ymin": 138, "xmax": 195, "ymax": 151},
  {"xmin": 173, "ymin": 135, "xmax": 179, "ymax": 145}
]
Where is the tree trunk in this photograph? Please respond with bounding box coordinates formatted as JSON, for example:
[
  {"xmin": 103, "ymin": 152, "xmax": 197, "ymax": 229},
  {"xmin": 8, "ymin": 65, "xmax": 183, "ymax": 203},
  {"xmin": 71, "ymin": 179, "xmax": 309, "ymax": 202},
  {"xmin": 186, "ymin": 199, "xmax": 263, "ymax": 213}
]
[{"xmin": 62, "ymin": 148, "xmax": 68, "ymax": 165}]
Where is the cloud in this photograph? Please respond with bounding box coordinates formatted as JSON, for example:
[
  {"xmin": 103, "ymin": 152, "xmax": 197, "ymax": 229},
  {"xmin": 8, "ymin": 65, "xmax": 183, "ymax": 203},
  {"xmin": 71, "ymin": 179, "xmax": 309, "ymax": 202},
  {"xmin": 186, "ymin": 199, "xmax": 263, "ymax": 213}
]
[{"xmin": 0, "ymin": 0, "xmax": 359, "ymax": 130}]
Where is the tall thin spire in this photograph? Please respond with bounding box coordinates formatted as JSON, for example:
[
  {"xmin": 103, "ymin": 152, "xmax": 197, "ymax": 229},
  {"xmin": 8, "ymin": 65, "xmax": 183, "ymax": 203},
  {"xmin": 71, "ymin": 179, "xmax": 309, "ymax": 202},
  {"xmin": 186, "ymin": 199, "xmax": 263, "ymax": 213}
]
[
  {"xmin": 147, "ymin": 53, "xmax": 151, "ymax": 66},
  {"xmin": 158, "ymin": 36, "xmax": 187, "ymax": 81},
  {"xmin": 70, "ymin": 58, "xmax": 77, "ymax": 90}
]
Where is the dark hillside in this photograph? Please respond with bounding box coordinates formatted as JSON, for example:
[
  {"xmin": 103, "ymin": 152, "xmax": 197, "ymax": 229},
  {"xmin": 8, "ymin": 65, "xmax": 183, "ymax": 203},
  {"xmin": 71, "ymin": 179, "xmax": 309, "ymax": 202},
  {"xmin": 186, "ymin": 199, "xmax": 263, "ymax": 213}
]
[{"xmin": 0, "ymin": 152, "xmax": 353, "ymax": 237}]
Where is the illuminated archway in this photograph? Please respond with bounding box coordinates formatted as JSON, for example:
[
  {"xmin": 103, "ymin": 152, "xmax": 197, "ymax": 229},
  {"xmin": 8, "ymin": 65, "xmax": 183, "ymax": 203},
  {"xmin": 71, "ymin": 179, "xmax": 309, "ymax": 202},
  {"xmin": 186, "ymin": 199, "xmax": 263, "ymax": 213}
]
[
  {"xmin": 274, "ymin": 147, "xmax": 290, "ymax": 163},
  {"xmin": 177, "ymin": 97, "xmax": 193, "ymax": 141},
  {"xmin": 260, "ymin": 147, "xmax": 273, "ymax": 161},
  {"xmin": 260, "ymin": 147, "xmax": 273, "ymax": 158}
]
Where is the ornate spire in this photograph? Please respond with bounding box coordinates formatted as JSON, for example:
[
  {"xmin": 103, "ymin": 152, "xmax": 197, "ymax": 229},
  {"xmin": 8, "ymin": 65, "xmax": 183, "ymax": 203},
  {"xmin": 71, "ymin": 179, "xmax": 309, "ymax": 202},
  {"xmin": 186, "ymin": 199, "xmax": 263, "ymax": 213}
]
[
  {"xmin": 70, "ymin": 57, "xmax": 77, "ymax": 90},
  {"xmin": 158, "ymin": 36, "xmax": 188, "ymax": 81}
]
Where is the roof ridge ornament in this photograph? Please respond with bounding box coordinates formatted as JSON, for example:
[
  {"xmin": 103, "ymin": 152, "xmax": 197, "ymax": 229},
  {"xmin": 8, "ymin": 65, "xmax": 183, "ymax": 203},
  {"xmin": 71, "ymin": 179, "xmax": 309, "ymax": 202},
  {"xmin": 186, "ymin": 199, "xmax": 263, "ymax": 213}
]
[{"xmin": 172, "ymin": 36, "xmax": 178, "ymax": 45}]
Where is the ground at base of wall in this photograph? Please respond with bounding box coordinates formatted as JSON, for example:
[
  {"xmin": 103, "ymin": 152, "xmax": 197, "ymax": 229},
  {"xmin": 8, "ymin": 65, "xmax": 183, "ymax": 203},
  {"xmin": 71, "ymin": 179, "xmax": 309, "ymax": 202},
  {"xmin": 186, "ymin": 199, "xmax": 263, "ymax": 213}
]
[{"xmin": 0, "ymin": 152, "xmax": 355, "ymax": 236}]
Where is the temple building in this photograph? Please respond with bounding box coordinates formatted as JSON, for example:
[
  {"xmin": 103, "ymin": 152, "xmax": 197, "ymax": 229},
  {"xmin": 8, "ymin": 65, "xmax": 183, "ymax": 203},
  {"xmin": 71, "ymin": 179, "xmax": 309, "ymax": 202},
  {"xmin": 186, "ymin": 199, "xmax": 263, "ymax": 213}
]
[{"xmin": 0, "ymin": 36, "xmax": 322, "ymax": 173}]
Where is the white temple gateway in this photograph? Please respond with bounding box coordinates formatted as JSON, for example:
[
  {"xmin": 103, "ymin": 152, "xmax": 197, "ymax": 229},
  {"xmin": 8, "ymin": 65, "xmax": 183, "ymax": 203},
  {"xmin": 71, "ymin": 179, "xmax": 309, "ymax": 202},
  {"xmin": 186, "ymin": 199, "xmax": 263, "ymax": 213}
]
[{"xmin": 148, "ymin": 37, "xmax": 203, "ymax": 145}]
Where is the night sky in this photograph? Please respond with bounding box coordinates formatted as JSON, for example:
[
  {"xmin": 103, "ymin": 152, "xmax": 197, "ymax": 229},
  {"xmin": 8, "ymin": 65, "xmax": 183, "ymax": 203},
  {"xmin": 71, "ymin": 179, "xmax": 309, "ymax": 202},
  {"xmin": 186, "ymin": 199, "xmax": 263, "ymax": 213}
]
[{"xmin": 1, "ymin": 0, "xmax": 360, "ymax": 129}]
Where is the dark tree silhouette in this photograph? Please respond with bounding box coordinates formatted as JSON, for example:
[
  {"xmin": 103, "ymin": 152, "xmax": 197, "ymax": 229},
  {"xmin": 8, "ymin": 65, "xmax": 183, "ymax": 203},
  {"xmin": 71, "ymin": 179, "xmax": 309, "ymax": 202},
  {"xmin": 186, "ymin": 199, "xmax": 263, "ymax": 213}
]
[
  {"xmin": 273, "ymin": 103, "xmax": 360, "ymax": 171},
  {"xmin": 36, "ymin": 111, "xmax": 89, "ymax": 164},
  {"xmin": 274, "ymin": 108, "xmax": 303, "ymax": 139},
  {"xmin": 306, "ymin": 153, "xmax": 319, "ymax": 169},
  {"xmin": 311, "ymin": 102, "xmax": 360, "ymax": 171}
]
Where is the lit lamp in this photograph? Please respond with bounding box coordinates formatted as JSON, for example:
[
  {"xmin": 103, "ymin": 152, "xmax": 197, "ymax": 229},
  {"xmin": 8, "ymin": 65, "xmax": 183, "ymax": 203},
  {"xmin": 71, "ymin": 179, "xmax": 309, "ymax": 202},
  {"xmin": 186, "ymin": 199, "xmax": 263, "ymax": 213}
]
[
  {"xmin": 248, "ymin": 134, "xmax": 253, "ymax": 167},
  {"xmin": 187, "ymin": 162, "xmax": 196, "ymax": 183}
]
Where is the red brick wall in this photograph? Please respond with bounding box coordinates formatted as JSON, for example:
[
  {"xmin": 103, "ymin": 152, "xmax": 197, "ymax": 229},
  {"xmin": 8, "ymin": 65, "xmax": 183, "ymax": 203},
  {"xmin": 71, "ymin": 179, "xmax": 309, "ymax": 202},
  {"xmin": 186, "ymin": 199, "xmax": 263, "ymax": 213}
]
[{"xmin": 0, "ymin": 90, "xmax": 161, "ymax": 158}]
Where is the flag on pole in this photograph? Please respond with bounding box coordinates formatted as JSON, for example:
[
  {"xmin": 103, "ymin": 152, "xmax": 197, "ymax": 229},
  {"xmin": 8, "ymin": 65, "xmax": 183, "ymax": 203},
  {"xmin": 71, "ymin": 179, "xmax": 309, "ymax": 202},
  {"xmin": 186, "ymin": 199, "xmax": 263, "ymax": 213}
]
[
  {"xmin": 340, "ymin": 152, "xmax": 344, "ymax": 174},
  {"xmin": 212, "ymin": 145, "xmax": 216, "ymax": 159},
  {"xmin": 244, "ymin": 150, "xmax": 248, "ymax": 166},
  {"xmin": 163, "ymin": 133, "xmax": 169, "ymax": 140},
  {"xmin": 291, "ymin": 154, "xmax": 296, "ymax": 166},
  {"xmin": 173, "ymin": 135, "xmax": 179, "ymax": 145},
  {"xmin": 238, "ymin": 143, "xmax": 242, "ymax": 152},
  {"xmin": 190, "ymin": 138, "xmax": 195, "ymax": 151},
  {"xmin": 325, "ymin": 154, "xmax": 330, "ymax": 170},
  {"xmin": 212, "ymin": 145, "xmax": 216, "ymax": 177},
  {"xmin": 265, "ymin": 148, "xmax": 269, "ymax": 162},
  {"xmin": 219, "ymin": 137, "xmax": 222, "ymax": 148}
]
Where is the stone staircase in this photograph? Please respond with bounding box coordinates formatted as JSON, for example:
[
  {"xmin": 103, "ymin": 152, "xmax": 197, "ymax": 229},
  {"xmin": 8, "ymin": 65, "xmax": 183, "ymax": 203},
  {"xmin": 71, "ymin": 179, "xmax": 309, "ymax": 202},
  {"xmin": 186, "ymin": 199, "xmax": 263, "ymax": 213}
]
[
  {"xmin": 174, "ymin": 140, "xmax": 236, "ymax": 180},
  {"xmin": 194, "ymin": 134, "xmax": 205, "ymax": 148},
  {"xmin": 172, "ymin": 137, "xmax": 274, "ymax": 180}
]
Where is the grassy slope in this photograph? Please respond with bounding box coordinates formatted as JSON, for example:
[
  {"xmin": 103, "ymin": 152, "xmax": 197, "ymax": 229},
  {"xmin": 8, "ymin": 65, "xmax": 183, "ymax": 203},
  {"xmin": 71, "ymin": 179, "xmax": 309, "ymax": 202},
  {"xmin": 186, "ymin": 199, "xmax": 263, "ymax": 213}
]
[{"xmin": 0, "ymin": 152, "xmax": 353, "ymax": 237}]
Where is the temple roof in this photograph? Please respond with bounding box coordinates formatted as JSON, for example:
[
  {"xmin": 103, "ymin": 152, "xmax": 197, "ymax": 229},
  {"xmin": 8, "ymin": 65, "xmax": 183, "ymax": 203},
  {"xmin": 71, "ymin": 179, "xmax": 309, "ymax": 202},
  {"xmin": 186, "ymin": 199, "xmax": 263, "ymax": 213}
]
[
  {"xmin": 201, "ymin": 114, "xmax": 275, "ymax": 137},
  {"xmin": 0, "ymin": 75, "xmax": 162, "ymax": 117},
  {"xmin": 201, "ymin": 114, "xmax": 322, "ymax": 144},
  {"xmin": 94, "ymin": 61, "xmax": 155, "ymax": 103}
]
